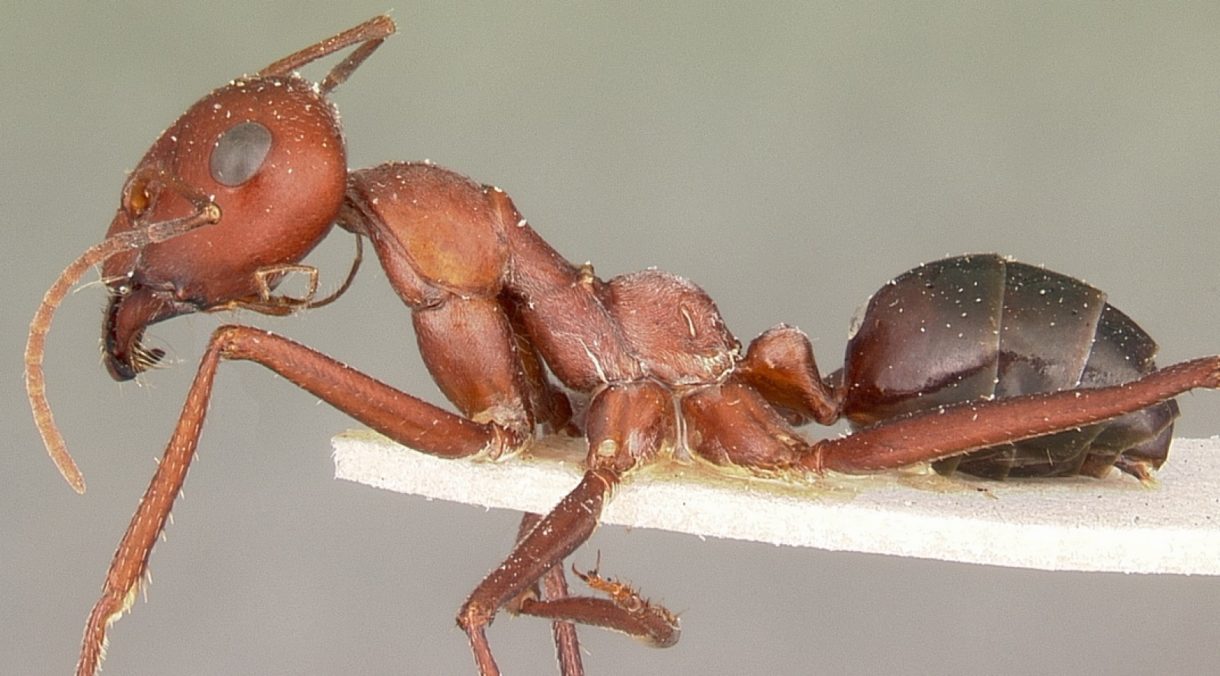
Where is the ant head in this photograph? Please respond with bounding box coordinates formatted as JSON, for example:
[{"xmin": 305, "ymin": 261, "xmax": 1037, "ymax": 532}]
[
  {"xmin": 101, "ymin": 76, "xmax": 347, "ymax": 379},
  {"xmin": 100, "ymin": 16, "xmax": 395, "ymax": 380}
]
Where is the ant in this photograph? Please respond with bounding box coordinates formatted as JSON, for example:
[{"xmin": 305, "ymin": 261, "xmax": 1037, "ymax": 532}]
[{"xmin": 27, "ymin": 16, "xmax": 1219, "ymax": 676}]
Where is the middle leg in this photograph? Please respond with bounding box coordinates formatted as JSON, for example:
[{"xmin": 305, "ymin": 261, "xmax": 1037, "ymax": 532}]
[{"xmin": 455, "ymin": 382, "xmax": 682, "ymax": 676}]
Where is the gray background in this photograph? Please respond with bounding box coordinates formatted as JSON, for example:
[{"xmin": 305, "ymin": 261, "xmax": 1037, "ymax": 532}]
[{"xmin": 5, "ymin": 2, "xmax": 1220, "ymax": 674}]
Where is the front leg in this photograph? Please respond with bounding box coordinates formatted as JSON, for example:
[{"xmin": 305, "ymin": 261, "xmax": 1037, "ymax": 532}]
[
  {"xmin": 76, "ymin": 325, "xmax": 516, "ymax": 676},
  {"xmin": 413, "ymin": 294, "xmax": 537, "ymax": 436}
]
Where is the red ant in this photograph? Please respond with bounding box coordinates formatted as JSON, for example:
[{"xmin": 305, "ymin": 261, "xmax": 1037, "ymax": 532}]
[{"xmin": 27, "ymin": 16, "xmax": 1219, "ymax": 676}]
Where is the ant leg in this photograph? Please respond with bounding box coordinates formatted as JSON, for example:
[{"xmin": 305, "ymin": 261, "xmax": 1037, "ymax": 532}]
[
  {"xmin": 509, "ymin": 513, "xmax": 585, "ymax": 676},
  {"xmin": 502, "ymin": 296, "xmax": 580, "ymax": 436},
  {"xmin": 806, "ymin": 356, "xmax": 1220, "ymax": 473},
  {"xmin": 76, "ymin": 324, "xmax": 516, "ymax": 676},
  {"xmin": 458, "ymin": 469, "xmax": 617, "ymax": 676},
  {"xmin": 516, "ymin": 561, "xmax": 680, "ymax": 648},
  {"xmin": 681, "ymin": 381, "xmax": 810, "ymax": 470},
  {"xmin": 456, "ymin": 383, "xmax": 680, "ymax": 676}
]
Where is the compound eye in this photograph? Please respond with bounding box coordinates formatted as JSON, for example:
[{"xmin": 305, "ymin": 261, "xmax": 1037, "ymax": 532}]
[{"xmin": 210, "ymin": 121, "xmax": 273, "ymax": 186}]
